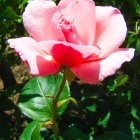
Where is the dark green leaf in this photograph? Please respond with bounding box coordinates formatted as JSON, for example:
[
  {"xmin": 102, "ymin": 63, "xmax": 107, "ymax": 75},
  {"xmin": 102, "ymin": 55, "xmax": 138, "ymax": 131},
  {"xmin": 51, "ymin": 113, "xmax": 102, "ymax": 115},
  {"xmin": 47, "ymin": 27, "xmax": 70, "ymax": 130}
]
[
  {"xmin": 19, "ymin": 121, "xmax": 43, "ymax": 140},
  {"xmin": 49, "ymin": 135, "xmax": 63, "ymax": 140},
  {"xmin": 62, "ymin": 126, "xmax": 90, "ymax": 140},
  {"xmin": 95, "ymin": 131, "xmax": 134, "ymax": 140},
  {"xmin": 107, "ymin": 74, "xmax": 129, "ymax": 91},
  {"xmin": 0, "ymin": 22, "xmax": 8, "ymax": 35},
  {"xmin": 0, "ymin": 98, "xmax": 15, "ymax": 111},
  {"xmin": 18, "ymin": 74, "xmax": 70, "ymax": 121},
  {"xmin": 0, "ymin": 6, "xmax": 20, "ymax": 21},
  {"xmin": 39, "ymin": 127, "xmax": 47, "ymax": 140},
  {"xmin": 0, "ymin": 113, "xmax": 10, "ymax": 139},
  {"xmin": 114, "ymin": 94, "xmax": 128, "ymax": 105}
]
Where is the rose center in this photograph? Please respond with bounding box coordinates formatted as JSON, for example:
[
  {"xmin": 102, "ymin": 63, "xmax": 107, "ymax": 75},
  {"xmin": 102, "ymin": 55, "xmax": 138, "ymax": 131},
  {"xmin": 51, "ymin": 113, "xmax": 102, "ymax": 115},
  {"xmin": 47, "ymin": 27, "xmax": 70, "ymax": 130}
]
[
  {"xmin": 58, "ymin": 15, "xmax": 72, "ymax": 31},
  {"xmin": 53, "ymin": 12, "xmax": 81, "ymax": 44}
]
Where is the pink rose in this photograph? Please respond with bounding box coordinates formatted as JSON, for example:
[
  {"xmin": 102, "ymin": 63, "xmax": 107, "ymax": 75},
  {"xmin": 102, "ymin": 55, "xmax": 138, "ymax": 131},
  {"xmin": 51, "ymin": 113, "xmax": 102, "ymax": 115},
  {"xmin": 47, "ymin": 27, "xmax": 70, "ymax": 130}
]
[{"xmin": 8, "ymin": 0, "xmax": 135, "ymax": 84}]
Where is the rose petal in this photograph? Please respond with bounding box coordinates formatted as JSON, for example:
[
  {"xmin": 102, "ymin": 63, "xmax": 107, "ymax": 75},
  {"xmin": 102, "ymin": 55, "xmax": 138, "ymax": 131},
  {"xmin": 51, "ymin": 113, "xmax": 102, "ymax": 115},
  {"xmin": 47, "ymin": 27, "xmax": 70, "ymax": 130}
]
[
  {"xmin": 60, "ymin": 0, "xmax": 96, "ymax": 45},
  {"xmin": 58, "ymin": 0, "xmax": 72, "ymax": 9},
  {"xmin": 36, "ymin": 41, "xmax": 101, "ymax": 66},
  {"xmin": 71, "ymin": 48, "xmax": 135, "ymax": 84},
  {"xmin": 8, "ymin": 37, "xmax": 60, "ymax": 76},
  {"xmin": 23, "ymin": 0, "xmax": 64, "ymax": 42},
  {"xmin": 94, "ymin": 6, "xmax": 127, "ymax": 57}
]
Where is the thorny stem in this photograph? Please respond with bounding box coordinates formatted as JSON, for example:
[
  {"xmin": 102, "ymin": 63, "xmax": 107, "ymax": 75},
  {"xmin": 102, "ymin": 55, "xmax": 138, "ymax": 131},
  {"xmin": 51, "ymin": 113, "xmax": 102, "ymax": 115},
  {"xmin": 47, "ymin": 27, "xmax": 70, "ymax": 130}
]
[{"xmin": 52, "ymin": 69, "xmax": 66, "ymax": 140}]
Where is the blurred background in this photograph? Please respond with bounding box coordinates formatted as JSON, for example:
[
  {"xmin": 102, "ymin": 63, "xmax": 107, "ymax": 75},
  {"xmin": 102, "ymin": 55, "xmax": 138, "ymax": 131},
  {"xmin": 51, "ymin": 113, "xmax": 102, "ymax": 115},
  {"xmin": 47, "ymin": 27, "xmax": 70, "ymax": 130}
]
[{"xmin": 0, "ymin": 0, "xmax": 139, "ymax": 139}]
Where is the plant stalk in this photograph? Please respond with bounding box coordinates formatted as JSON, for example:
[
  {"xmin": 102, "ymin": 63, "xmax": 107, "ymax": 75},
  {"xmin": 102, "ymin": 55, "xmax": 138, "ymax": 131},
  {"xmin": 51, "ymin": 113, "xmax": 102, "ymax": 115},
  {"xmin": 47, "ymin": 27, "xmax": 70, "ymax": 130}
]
[{"xmin": 52, "ymin": 71, "xmax": 66, "ymax": 140}]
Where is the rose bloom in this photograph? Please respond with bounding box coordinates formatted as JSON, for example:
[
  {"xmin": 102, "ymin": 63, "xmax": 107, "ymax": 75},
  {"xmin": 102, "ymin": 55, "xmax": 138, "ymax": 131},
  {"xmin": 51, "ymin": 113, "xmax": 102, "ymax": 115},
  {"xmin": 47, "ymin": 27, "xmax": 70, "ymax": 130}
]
[{"xmin": 8, "ymin": 0, "xmax": 135, "ymax": 84}]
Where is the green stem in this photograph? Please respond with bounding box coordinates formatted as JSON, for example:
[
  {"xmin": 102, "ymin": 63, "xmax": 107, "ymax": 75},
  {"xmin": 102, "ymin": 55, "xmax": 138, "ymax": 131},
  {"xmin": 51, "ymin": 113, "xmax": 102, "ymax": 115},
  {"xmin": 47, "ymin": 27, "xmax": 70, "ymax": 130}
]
[{"xmin": 52, "ymin": 70, "xmax": 66, "ymax": 140}]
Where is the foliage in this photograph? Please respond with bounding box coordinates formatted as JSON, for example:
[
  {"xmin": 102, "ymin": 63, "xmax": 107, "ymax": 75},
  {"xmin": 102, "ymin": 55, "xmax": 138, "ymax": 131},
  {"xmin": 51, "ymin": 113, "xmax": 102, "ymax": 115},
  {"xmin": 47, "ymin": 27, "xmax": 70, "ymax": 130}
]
[
  {"xmin": 0, "ymin": 0, "xmax": 140, "ymax": 139},
  {"xmin": 18, "ymin": 74, "xmax": 70, "ymax": 122}
]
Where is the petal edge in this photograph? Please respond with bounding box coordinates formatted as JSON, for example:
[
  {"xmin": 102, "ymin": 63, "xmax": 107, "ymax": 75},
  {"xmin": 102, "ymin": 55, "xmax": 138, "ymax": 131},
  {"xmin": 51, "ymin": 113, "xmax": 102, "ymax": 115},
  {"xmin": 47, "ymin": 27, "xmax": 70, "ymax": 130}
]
[
  {"xmin": 8, "ymin": 37, "xmax": 60, "ymax": 76},
  {"xmin": 71, "ymin": 48, "xmax": 135, "ymax": 84}
]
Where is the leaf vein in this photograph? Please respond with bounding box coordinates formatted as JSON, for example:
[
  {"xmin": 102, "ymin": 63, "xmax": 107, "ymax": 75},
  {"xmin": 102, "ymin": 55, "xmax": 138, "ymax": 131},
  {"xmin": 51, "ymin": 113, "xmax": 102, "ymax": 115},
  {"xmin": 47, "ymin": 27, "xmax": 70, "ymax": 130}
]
[{"xmin": 37, "ymin": 79, "xmax": 52, "ymax": 114}]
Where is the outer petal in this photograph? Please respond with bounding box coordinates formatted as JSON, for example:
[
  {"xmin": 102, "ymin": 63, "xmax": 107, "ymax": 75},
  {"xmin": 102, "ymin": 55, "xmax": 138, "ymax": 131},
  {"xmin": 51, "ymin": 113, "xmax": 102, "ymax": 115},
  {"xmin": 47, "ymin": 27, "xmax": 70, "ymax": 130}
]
[
  {"xmin": 36, "ymin": 41, "xmax": 101, "ymax": 66},
  {"xmin": 8, "ymin": 37, "xmax": 60, "ymax": 76},
  {"xmin": 58, "ymin": 0, "xmax": 72, "ymax": 9},
  {"xmin": 94, "ymin": 6, "xmax": 127, "ymax": 57},
  {"xmin": 71, "ymin": 48, "xmax": 135, "ymax": 84},
  {"xmin": 60, "ymin": 0, "xmax": 96, "ymax": 45},
  {"xmin": 23, "ymin": 0, "xmax": 64, "ymax": 42}
]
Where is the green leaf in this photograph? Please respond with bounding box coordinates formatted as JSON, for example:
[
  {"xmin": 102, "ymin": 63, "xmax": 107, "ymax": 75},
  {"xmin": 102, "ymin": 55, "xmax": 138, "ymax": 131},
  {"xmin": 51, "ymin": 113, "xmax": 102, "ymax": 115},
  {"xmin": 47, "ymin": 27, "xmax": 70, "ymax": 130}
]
[
  {"xmin": 19, "ymin": 121, "xmax": 43, "ymax": 140},
  {"xmin": 86, "ymin": 103, "xmax": 96, "ymax": 112},
  {"xmin": 115, "ymin": 74, "xmax": 129, "ymax": 88},
  {"xmin": 131, "ymin": 106, "xmax": 139, "ymax": 120},
  {"xmin": 131, "ymin": 120, "xmax": 140, "ymax": 139},
  {"xmin": 0, "ymin": 6, "xmax": 20, "ymax": 21},
  {"xmin": 136, "ymin": 6, "xmax": 140, "ymax": 16},
  {"xmin": 57, "ymin": 97, "xmax": 77, "ymax": 108},
  {"xmin": 130, "ymin": 121, "xmax": 136, "ymax": 139},
  {"xmin": 127, "ymin": 90, "xmax": 131, "ymax": 101},
  {"xmin": 18, "ymin": 73, "xmax": 70, "ymax": 121},
  {"xmin": 107, "ymin": 74, "xmax": 129, "ymax": 92},
  {"xmin": 68, "ymin": 97, "xmax": 77, "ymax": 106},
  {"xmin": 98, "ymin": 112, "xmax": 110, "ymax": 127},
  {"xmin": 19, "ymin": 0, "xmax": 28, "ymax": 9},
  {"xmin": 94, "ymin": 131, "xmax": 134, "ymax": 140}
]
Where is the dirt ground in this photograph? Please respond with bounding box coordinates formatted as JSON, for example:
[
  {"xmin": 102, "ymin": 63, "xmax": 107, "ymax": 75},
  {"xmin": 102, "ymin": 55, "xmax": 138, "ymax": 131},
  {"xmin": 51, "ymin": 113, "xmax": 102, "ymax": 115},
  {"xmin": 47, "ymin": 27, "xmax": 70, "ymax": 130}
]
[{"xmin": 0, "ymin": 62, "xmax": 31, "ymax": 90}]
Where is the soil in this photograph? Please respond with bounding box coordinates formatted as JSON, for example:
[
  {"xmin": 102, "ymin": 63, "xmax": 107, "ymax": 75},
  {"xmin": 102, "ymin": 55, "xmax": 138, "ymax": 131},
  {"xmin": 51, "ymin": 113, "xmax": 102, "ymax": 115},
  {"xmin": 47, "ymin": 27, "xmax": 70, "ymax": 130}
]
[{"xmin": 0, "ymin": 62, "xmax": 31, "ymax": 90}]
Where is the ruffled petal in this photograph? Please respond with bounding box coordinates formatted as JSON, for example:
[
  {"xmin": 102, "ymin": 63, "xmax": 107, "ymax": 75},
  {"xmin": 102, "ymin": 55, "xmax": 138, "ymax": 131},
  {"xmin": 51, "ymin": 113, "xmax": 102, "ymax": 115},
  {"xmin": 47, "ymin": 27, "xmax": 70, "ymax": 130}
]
[
  {"xmin": 8, "ymin": 37, "xmax": 60, "ymax": 76},
  {"xmin": 71, "ymin": 48, "xmax": 135, "ymax": 84},
  {"xmin": 94, "ymin": 6, "xmax": 127, "ymax": 57},
  {"xmin": 36, "ymin": 41, "xmax": 101, "ymax": 66},
  {"xmin": 60, "ymin": 0, "xmax": 96, "ymax": 45},
  {"xmin": 23, "ymin": 0, "xmax": 64, "ymax": 42}
]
